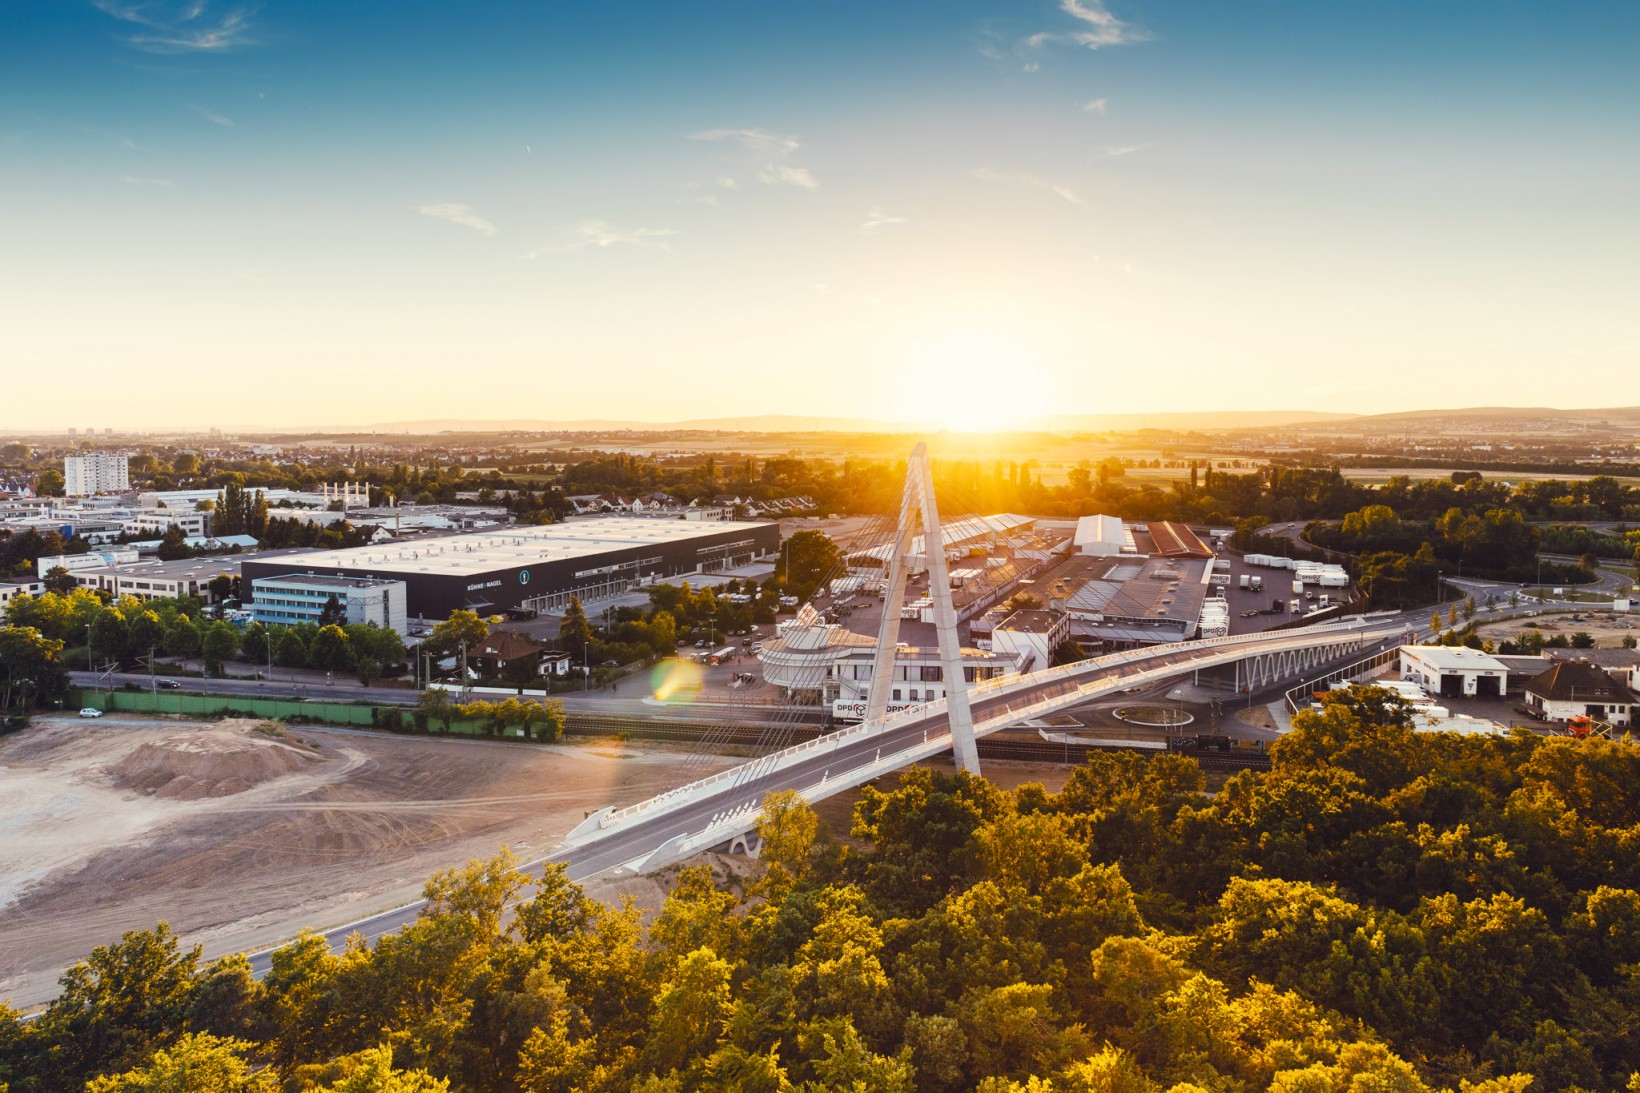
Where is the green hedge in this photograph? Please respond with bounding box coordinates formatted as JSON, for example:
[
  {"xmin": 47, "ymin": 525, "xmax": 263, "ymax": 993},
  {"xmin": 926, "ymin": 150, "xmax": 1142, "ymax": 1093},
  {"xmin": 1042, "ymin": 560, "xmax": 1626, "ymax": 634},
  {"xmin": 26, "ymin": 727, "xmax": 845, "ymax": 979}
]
[{"xmin": 71, "ymin": 689, "xmax": 514, "ymax": 737}]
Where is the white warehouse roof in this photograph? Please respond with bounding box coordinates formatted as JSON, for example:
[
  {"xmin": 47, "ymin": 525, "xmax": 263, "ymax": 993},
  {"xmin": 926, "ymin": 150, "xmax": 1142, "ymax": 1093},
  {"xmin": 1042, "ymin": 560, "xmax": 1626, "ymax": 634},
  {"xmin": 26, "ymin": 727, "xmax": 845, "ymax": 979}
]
[
  {"xmin": 263, "ymin": 517, "xmax": 776, "ymax": 578},
  {"xmin": 1074, "ymin": 514, "xmax": 1134, "ymax": 554},
  {"xmin": 1400, "ymin": 645, "xmax": 1509, "ymax": 673}
]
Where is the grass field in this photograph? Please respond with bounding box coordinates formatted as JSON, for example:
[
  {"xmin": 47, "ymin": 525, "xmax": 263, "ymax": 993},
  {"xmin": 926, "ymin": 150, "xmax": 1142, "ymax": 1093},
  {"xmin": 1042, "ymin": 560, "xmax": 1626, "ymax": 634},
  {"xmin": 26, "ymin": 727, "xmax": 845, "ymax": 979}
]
[{"xmin": 1340, "ymin": 466, "xmax": 1640, "ymax": 487}]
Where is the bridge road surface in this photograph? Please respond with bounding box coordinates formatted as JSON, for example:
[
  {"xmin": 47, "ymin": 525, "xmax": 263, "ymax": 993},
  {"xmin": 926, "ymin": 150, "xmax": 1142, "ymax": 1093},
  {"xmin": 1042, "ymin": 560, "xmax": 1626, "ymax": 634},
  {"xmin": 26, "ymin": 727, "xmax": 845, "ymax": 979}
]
[{"xmin": 244, "ymin": 613, "xmax": 1424, "ymax": 976}]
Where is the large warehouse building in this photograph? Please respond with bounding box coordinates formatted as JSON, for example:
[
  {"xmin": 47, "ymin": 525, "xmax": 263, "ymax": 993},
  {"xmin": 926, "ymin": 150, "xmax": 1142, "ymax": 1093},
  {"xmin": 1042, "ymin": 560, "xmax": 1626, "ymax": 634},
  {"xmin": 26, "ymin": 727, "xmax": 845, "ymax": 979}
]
[{"xmin": 239, "ymin": 516, "xmax": 780, "ymax": 621}]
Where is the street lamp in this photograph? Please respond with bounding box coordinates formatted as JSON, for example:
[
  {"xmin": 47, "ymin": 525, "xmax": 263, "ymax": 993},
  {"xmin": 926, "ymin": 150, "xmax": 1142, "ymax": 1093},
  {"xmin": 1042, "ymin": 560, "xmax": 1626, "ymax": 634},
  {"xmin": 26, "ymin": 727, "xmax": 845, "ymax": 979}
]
[{"xmin": 584, "ymin": 640, "xmax": 591, "ymax": 693}]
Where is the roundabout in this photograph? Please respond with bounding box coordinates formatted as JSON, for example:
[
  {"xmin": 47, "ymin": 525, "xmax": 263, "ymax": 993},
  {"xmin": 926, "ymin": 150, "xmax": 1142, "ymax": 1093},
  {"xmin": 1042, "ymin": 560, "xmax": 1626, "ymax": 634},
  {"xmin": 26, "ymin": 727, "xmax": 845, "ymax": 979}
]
[{"xmin": 1111, "ymin": 705, "xmax": 1195, "ymax": 728}]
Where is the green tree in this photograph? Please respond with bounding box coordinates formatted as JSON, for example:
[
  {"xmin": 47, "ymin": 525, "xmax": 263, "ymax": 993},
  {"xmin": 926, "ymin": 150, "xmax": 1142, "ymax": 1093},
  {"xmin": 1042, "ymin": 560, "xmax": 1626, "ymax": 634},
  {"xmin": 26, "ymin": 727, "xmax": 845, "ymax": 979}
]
[
  {"xmin": 201, "ymin": 622, "xmax": 239, "ymax": 676},
  {"xmin": 309, "ymin": 624, "xmax": 351, "ymax": 672},
  {"xmin": 41, "ymin": 566, "xmax": 77, "ymax": 596},
  {"xmin": 311, "ymin": 1044, "xmax": 449, "ymax": 1093},
  {"xmin": 272, "ymin": 627, "xmax": 308, "ymax": 669},
  {"xmin": 156, "ymin": 525, "xmax": 191, "ymax": 561},
  {"xmin": 238, "ymin": 622, "xmax": 269, "ymax": 666},
  {"xmin": 642, "ymin": 946, "xmax": 735, "ymax": 1075},
  {"xmin": 777, "ymin": 530, "xmax": 844, "ymax": 601},
  {"xmin": 317, "ymin": 593, "xmax": 346, "ymax": 627},
  {"xmin": 85, "ymin": 1033, "xmax": 266, "ymax": 1093},
  {"xmin": 163, "ymin": 615, "xmax": 201, "ymax": 661},
  {"xmin": 89, "ymin": 607, "xmax": 130, "ymax": 666},
  {"xmin": 757, "ymin": 789, "xmax": 819, "ymax": 896},
  {"xmin": 0, "ymin": 624, "xmax": 68, "ymax": 711},
  {"xmin": 557, "ymin": 598, "xmax": 592, "ymax": 663},
  {"xmin": 31, "ymin": 923, "xmax": 201, "ymax": 1092},
  {"xmin": 428, "ymin": 609, "xmax": 489, "ymax": 660},
  {"xmin": 416, "ymin": 687, "xmax": 456, "ymax": 733},
  {"xmin": 127, "ymin": 610, "xmax": 164, "ymax": 662}
]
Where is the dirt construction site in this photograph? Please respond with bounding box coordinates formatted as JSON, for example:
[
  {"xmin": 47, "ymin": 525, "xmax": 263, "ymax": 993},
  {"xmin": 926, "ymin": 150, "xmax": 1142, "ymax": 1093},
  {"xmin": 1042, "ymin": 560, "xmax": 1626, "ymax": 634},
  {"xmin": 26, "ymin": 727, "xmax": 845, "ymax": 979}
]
[{"xmin": 0, "ymin": 713, "xmax": 740, "ymax": 1010}]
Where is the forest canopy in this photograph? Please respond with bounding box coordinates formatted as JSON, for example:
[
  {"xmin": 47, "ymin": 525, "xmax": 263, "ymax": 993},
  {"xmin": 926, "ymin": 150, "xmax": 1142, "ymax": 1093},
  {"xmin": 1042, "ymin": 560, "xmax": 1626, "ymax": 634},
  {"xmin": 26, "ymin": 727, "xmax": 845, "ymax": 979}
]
[{"xmin": 5, "ymin": 693, "xmax": 1640, "ymax": 1092}]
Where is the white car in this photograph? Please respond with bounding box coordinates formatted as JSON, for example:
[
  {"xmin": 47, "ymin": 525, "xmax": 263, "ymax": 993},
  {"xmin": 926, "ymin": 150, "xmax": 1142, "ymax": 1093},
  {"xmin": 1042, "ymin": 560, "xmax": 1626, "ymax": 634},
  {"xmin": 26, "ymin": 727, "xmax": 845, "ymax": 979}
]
[{"xmin": 78, "ymin": 707, "xmax": 103, "ymax": 718}]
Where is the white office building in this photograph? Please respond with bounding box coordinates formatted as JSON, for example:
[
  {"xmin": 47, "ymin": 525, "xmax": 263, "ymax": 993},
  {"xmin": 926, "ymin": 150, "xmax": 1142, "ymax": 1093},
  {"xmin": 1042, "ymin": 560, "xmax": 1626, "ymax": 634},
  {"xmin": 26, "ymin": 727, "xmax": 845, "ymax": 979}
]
[
  {"xmin": 37, "ymin": 548, "xmax": 141, "ymax": 577},
  {"xmin": 1399, "ymin": 645, "xmax": 1510, "ymax": 698},
  {"xmin": 121, "ymin": 511, "xmax": 213, "ymax": 538},
  {"xmin": 250, "ymin": 574, "xmax": 408, "ymax": 634},
  {"xmin": 64, "ymin": 452, "xmax": 130, "ymax": 496}
]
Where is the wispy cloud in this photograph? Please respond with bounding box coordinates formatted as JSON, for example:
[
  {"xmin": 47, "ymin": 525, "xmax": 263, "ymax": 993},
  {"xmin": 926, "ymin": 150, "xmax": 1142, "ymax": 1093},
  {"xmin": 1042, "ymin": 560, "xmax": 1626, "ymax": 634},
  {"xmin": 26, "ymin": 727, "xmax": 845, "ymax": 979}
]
[
  {"xmin": 525, "ymin": 220, "xmax": 677, "ymax": 257},
  {"xmin": 758, "ymin": 164, "xmax": 819, "ymax": 191},
  {"xmin": 122, "ymin": 175, "xmax": 175, "ymax": 188},
  {"xmin": 94, "ymin": 1, "xmax": 259, "ymax": 54},
  {"xmin": 689, "ymin": 128, "xmax": 799, "ymax": 157},
  {"xmin": 1103, "ymin": 142, "xmax": 1152, "ymax": 156},
  {"xmin": 417, "ymin": 202, "xmax": 497, "ymax": 236},
  {"xmin": 860, "ymin": 206, "xmax": 906, "ymax": 234},
  {"xmin": 972, "ymin": 167, "xmax": 1083, "ymax": 207},
  {"xmin": 678, "ymin": 177, "xmax": 738, "ymax": 205},
  {"xmin": 690, "ymin": 127, "xmax": 819, "ymax": 190},
  {"xmin": 189, "ymin": 103, "xmax": 234, "ymax": 127},
  {"xmin": 1027, "ymin": 0, "xmax": 1149, "ymax": 52},
  {"xmin": 1081, "ymin": 98, "xmax": 1108, "ymax": 115}
]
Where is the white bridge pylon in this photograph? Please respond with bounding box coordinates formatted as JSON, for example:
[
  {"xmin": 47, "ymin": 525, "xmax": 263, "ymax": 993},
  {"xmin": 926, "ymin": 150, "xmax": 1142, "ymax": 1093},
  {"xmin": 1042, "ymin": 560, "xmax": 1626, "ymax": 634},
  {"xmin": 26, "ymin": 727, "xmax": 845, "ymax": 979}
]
[{"xmin": 866, "ymin": 442, "xmax": 981, "ymax": 775}]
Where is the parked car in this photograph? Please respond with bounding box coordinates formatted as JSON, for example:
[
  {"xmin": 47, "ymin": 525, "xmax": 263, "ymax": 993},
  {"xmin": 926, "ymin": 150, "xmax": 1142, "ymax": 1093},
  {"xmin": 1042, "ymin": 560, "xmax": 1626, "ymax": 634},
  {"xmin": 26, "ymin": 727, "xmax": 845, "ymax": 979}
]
[{"xmin": 78, "ymin": 707, "xmax": 103, "ymax": 718}]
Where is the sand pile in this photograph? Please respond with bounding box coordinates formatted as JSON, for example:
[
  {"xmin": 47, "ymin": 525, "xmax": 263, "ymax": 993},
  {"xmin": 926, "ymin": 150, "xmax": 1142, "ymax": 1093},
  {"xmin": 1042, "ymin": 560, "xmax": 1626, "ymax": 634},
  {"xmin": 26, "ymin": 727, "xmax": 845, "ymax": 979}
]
[{"xmin": 109, "ymin": 723, "xmax": 316, "ymax": 800}]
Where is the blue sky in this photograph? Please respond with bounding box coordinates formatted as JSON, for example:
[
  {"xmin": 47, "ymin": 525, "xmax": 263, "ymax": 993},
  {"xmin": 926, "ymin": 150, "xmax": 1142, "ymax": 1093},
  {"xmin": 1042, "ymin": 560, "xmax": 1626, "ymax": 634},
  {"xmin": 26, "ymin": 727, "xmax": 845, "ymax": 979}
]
[{"xmin": 2, "ymin": 1, "xmax": 1636, "ymax": 429}]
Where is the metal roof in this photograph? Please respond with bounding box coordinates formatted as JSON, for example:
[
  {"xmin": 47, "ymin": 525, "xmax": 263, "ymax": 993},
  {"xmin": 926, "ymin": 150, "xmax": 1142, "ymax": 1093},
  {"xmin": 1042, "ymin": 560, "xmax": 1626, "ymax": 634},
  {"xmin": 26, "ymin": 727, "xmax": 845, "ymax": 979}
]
[{"xmin": 246, "ymin": 516, "xmax": 775, "ymax": 578}]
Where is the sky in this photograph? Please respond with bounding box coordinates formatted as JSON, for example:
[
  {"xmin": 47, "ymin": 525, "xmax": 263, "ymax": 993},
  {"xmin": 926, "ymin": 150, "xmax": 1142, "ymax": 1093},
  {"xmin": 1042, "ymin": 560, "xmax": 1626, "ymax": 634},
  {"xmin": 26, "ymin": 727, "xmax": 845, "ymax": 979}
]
[{"xmin": 2, "ymin": 0, "xmax": 1637, "ymax": 431}]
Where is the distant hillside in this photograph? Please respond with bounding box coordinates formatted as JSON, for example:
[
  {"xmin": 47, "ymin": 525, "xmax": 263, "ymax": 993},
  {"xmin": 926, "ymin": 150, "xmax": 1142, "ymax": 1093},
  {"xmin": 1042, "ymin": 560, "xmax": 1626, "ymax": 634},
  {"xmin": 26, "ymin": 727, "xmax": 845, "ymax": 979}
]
[
  {"xmin": 1352, "ymin": 405, "xmax": 1640, "ymax": 424},
  {"xmin": 362, "ymin": 410, "xmax": 1359, "ymax": 435},
  {"xmin": 1034, "ymin": 410, "xmax": 1357, "ymax": 432}
]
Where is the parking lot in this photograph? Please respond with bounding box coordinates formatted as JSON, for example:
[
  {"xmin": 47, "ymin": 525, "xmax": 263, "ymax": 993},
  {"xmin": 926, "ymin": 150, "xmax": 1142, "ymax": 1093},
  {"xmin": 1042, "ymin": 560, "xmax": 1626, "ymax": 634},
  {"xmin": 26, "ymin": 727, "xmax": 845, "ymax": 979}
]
[{"xmin": 1216, "ymin": 552, "xmax": 1348, "ymax": 635}]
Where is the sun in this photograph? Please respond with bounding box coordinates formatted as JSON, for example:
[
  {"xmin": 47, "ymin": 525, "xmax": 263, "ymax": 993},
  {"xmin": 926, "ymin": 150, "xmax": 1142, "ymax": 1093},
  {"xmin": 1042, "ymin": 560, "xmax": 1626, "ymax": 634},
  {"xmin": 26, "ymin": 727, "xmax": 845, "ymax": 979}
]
[{"xmin": 893, "ymin": 324, "xmax": 1045, "ymax": 433}]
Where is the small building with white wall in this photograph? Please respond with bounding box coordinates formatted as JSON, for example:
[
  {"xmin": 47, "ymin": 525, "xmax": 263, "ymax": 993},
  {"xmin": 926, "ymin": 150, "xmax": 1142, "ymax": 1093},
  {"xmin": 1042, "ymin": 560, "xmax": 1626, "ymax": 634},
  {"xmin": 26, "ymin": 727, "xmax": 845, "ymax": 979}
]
[
  {"xmin": 1522, "ymin": 659, "xmax": 1639, "ymax": 725},
  {"xmin": 988, "ymin": 609, "xmax": 1069, "ymax": 673},
  {"xmin": 754, "ymin": 610, "xmax": 1023, "ymax": 720},
  {"xmin": 1074, "ymin": 514, "xmax": 1134, "ymax": 556},
  {"xmin": 1398, "ymin": 645, "xmax": 1510, "ymax": 698},
  {"xmin": 0, "ymin": 578, "xmax": 44, "ymax": 609},
  {"xmin": 249, "ymin": 573, "xmax": 408, "ymax": 634}
]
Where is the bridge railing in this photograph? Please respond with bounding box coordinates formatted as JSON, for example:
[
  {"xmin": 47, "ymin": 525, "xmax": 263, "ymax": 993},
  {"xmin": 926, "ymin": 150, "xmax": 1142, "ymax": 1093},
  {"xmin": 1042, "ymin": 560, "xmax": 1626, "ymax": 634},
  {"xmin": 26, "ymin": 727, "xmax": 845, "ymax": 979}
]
[{"xmin": 578, "ymin": 618, "xmax": 1396, "ymax": 838}]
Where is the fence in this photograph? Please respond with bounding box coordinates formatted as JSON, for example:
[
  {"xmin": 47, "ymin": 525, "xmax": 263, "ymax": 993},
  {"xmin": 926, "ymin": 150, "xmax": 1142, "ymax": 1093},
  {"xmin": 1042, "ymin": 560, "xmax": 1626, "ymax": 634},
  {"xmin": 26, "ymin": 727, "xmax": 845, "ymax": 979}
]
[
  {"xmin": 75, "ymin": 689, "xmax": 498, "ymax": 738},
  {"xmin": 71, "ymin": 688, "xmax": 795, "ymax": 745}
]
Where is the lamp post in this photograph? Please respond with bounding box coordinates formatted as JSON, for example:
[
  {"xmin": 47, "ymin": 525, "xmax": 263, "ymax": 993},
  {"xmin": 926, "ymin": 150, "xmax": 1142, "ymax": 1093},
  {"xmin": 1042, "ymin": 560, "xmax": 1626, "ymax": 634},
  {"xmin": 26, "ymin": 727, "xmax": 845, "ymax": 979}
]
[{"xmin": 583, "ymin": 640, "xmax": 590, "ymax": 693}]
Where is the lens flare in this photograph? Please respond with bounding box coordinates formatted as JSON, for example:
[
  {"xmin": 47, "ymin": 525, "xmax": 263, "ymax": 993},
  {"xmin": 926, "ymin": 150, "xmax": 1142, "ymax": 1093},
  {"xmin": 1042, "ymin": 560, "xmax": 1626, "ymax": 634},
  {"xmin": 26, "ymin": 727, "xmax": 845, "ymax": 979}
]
[{"xmin": 650, "ymin": 656, "xmax": 705, "ymax": 702}]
